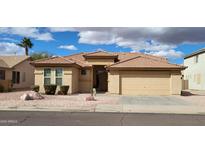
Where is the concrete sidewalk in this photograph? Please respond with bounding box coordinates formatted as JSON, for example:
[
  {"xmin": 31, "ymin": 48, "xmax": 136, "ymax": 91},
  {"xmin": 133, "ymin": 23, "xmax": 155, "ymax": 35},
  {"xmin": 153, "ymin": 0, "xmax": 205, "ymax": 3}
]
[{"xmin": 1, "ymin": 103, "xmax": 205, "ymax": 115}]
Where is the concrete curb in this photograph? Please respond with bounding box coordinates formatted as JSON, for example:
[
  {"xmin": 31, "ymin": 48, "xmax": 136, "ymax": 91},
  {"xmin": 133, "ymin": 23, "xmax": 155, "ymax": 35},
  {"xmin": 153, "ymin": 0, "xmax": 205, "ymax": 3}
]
[
  {"xmin": 0, "ymin": 106, "xmax": 95, "ymax": 112},
  {"xmin": 0, "ymin": 104, "xmax": 205, "ymax": 115}
]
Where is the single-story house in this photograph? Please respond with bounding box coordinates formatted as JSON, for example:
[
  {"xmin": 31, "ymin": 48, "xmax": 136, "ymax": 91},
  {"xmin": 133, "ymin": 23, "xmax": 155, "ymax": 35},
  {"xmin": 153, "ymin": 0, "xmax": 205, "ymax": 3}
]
[
  {"xmin": 31, "ymin": 50, "xmax": 186, "ymax": 95},
  {"xmin": 184, "ymin": 48, "xmax": 205, "ymax": 90},
  {"xmin": 0, "ymin": 55, "xmax": 34, "ymax": 91}
]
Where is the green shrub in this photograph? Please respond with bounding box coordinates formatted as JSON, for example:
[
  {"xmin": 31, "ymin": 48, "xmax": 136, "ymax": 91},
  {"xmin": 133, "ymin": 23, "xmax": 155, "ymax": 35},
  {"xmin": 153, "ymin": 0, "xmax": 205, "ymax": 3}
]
[
  {"xmin": 7, "ymin": 88, "xmax": 12, "ymax": 92},
  {"xmin": 44, "ymin": 84, "xmax": 57, "ymax": 95},
  {"xmin": 60, "ymin": 85, "xmax": 69, "ymax": 95},
  {"xmin": 0, "ymin": 85, "xmax": 4, "ymax": 93},
  {"xmin": 57, "ymin": 90, "xmax": 63, "ymax": 95},
  {"xmin": 31, "ymin": 85, "xmax": 40, "ymax": 92}
]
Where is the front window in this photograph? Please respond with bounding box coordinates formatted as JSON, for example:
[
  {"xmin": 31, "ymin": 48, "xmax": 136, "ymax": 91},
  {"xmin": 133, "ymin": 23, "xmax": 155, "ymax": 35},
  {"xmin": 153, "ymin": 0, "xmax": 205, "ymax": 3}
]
[
  {"xmin": 0, "ymin": 70, "xmax": 5, "ymax": 80},
  {"xmin": 81, "ymin": 69, "xmax": 86, "ymax": 75},
  {"xmin": 44, "ymin": 68, "xmax": 51, "ymax": 85},
  {"xmin": 12, "ymin": 71, "xmax": 20, "ymax": 84},
  {"xmin": 55, "ymin": 68, "xmax": 63, "ymax": 85}
]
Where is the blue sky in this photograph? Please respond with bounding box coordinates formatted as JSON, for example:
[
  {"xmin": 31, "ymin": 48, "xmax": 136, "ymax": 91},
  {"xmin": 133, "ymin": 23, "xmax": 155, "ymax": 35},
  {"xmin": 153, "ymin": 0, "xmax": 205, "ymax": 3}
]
[{"xmin": 1, "ymin": 27, "xmax": 205, "ymax": 64}]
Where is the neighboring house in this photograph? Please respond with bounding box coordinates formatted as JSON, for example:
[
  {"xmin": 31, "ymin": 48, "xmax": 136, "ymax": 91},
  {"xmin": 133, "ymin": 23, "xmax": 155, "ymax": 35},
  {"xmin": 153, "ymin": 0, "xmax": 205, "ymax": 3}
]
[
  {"xmin": 184, "ymin": 48, "xmax": 205, "ymax": 90},
  {"xmin": 0, "ymin": 55, "xmax": 34, "ymax": 90},
  {"xmin": 31, "ymin": 50, "xmax": 185, "ymax": 95}
]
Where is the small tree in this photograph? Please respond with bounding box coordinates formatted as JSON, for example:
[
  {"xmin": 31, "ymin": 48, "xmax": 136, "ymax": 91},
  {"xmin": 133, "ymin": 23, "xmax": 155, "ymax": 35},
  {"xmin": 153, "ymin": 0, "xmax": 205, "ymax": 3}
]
[
  {"xmin": 30, "ymin": 52, "xmax": 52, "ymax": 61},
  {"xmin": 17, "ymin": 37, "xmax": 33, "ymax": 56}
]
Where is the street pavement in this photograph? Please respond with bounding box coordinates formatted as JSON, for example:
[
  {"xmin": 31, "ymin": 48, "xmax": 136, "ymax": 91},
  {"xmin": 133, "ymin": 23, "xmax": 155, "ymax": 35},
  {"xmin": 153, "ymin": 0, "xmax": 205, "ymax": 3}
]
[{"xmin": 1, "ymin": 111, "xmax": 205, "ymax": 126}]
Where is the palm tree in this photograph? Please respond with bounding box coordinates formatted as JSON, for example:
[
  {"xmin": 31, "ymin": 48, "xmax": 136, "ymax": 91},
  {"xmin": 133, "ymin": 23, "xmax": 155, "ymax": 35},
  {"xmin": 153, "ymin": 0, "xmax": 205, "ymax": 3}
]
[{"xmin": 17, "ymin": 37, "xmax": 33, "ymax": 56}]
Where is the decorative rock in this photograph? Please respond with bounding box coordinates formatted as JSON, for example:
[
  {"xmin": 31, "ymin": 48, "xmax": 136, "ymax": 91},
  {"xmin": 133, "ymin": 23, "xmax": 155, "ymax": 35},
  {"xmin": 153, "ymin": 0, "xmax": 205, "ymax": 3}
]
[
  {"xmin": 28, "ymin": 91, "xmax": 44, "ymax": 100},
  {"xmin": 85, "ymin": 95, "xmax": 96, "ymax": 101},
  {"xmin": 20, "ymin": 93, "xmax": 32, "ymax": 101},
  {"xmin": 20, "ymin": 91, "xmax": 44, "ymax": 101},
  {"xmin": 181, "ymin": 91, "xmax": 193, "ymax": 96}
]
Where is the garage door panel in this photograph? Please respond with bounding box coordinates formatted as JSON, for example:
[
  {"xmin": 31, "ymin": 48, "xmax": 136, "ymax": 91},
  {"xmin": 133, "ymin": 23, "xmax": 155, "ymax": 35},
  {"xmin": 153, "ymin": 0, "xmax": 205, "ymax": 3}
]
[
  {"xmin": 122, "ymin": 90, "xmax": 170, "ymax": 95},
  {"xmin": 121, "ymin": 72, "xmax": 170, "ymax": 95}
]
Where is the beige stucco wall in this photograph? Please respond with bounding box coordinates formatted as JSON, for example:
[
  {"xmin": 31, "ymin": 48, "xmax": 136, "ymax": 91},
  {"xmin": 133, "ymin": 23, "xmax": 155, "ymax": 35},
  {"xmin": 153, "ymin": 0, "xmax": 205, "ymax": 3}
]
[
  {"xmin": 108, "ymin": 70, "xmax": 182, "ymax": 95},
  {"xmin": 79, "ymin": 68, "xmax": 93, "ymax": 93},
  {"xmin": 86, "ymin": 59, "xmax": 114, "ymax": 65},
  {"xmin": 71, "ymin": 67, "xmax": 79, "ymax": 93},
  {"xmin": 34, "ymin": 67, "xmax": 79, "ymax": 94},
  {"xmin": 184, "ymin": 53, "xmax": 205, "ymax": 90},
  {"xmin": 170, "ymin": 71, "xmax": 182, "ymax": 95},
  {"xmin": 34, "ymin": 65, "xmax": 182, "ymax": 95},
  {"xmin": 62, "ymin": 67, "xmax": 73, "ymax": 94},
  {"xmin": 10, "ymin": 59, "xmax": 34, "ymax": 89},
  {"xmin": 5, "ymin": 69, "xmax": 12, "ymax": 80},
  {"xmin": 34, "ymin": 67, "xmax": 44, "ymax": 93}
]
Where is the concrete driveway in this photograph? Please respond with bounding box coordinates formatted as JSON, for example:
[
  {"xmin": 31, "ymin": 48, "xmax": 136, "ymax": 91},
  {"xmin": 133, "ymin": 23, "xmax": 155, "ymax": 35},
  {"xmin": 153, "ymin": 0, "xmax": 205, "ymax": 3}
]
[
  {"xmin": 118, "ymin": 96, "xmax": 190, "ymax": 106},
  {"xmin": 96, "ymin": 94, "xmax": 205, "ymax": 114}
]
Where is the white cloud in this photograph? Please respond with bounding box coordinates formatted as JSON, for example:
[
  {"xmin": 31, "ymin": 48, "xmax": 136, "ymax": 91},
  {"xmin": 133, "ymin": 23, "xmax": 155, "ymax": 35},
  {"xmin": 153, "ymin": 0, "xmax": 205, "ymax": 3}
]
[
  {"xmin": 145, "ymin": 50, "xmax": 184, "ymax": 59},
  {"xmin": 78, "ymin": 31, "xmax": 116, "ymax": 45},
  {"xmin": 48, "ymin": 27, "xmax": 205, "ymax": 59},
  {"xmin": 0, "ymin": 37, "xmax": 18, "ymax": 42},
  {"xmin": 55, "ymin": 27, "xmax": 186, "ymax": 59},
  {"xmin": 58, "ymin": 44, "xmax": 78, "ymax": 50},
  {"xmin": 0, "ymin": 27, "xmax": 54, "ymax": 41},
  {"xmin": 49, "ymin": 27, "xmax": 77, "ymax": 32},
  {"xmin": 0, "ymin": 42, "xmax": 24, "ymax": 55}
]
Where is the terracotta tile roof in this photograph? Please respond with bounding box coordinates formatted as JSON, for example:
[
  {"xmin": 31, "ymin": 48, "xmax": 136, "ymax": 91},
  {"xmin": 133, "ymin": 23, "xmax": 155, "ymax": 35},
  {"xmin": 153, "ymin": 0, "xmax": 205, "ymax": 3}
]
[
  {"xmin": 108, "ymin": 56, "xmax": 185, "ymax": 70},
  {"xmin": 83, "ymin": 50, "xmax": 118, "ymax": 57},
  {"xmin": 64, "ymin": 53, "xmax": 92, "ymax": 67},
  {"xmin": 0, "ymin": 55, "xmax": 30, "ymax": 68},
  {"xmin": 0, "ymin": 59, "xmax": 9, "ymax": 68},
  {"xmin": 31, "ymin": 50, "xmax": 183, "ymax": 70},
  {"xmin": 31, "ymin": 56, "xmax": 77, "ymax": 65},
  {"xmin": 115, "ymin": 52, "xmax": 167, "ymax": 62}
]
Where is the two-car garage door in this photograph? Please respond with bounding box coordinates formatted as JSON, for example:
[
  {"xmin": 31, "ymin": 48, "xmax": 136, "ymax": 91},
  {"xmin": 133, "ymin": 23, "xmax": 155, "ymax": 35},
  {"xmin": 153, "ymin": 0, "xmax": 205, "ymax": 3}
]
[{"xmin": 121, "ymin": 71, "xmax": 171, "ymax": 95}]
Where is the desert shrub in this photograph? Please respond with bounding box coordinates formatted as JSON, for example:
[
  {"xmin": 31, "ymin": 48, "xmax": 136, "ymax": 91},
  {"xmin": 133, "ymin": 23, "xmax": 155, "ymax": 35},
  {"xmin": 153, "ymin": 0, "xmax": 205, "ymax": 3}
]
[
  {"xmin": 44, "ymin": 84, "xmax": 57, "ymax": 95},
  {"xmin": 8, "ymin": 88, "xmax": 12, "ymax": 92},
  {"xmin": 60, "ymin": 85, "xmax": 69, "ymax": 95},
  {"xmin": 0, "ymin": 85, "xmax": 4, "ymax": 92},
  {"xmin": 57, "ymin": 90, "xmax": 63, "ymax": 95},
  {"xmin": 31, "ymin": 85, "xmax": 40, "ymax": 92}
]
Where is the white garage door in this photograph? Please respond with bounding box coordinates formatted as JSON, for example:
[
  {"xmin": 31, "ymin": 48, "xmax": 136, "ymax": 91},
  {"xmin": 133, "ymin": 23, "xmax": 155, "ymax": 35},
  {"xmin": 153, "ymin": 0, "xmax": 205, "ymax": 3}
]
[{"xmin": 121, "ymin": 72, "xmax": 170, "ymax": 95}]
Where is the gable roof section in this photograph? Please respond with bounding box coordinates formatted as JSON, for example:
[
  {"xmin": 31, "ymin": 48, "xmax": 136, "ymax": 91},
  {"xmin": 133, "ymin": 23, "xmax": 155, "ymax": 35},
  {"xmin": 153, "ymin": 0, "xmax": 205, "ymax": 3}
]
[
  {"xmin": 31, "ymin": 56, "xmax": 82, "ymax": 67},
  {"xmin": 83, "ymin": 50, "xmax": 118, "ymax": 59},
  {"xmin": 63, "ymin": 52, "xmax": 92, "ymax": 67},
  {"xmin": 0, "ymin": 55, "xmax": 30, "ymax": 68},
  {"xmin": 31, "ymin": 50, "xmax": 182, "ymax": 70},
  {"xmin": 0, "ymin": 59, "xmax": 9, "ymax": 68},
  {"xmin": 116, "ymin": 52, "xmax": 167, "ymax": 62},
  {"xmin": 107, "ymin": 56, "xmax": 186, "ymax": 70},
  {"xmin": 184, "ymin": 48, "xmax": 205, "ymax": 59}
]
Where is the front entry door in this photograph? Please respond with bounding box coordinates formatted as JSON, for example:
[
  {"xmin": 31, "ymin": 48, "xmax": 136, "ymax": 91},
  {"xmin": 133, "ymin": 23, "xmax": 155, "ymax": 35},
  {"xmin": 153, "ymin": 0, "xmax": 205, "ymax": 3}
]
[{"xmin": 93, "ymin": 65, "xmax": 108, "ymax": 92}]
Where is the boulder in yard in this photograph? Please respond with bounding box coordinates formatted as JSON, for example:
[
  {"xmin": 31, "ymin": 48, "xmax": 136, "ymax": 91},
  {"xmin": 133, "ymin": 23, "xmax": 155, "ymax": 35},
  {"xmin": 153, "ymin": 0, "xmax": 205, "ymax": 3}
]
[
  {"xmin": 28, "ymin": 91, "xmax": 44, "ymax": 100},
  {"xmin": 20, "ymin": 93, "xmax": 32, "ymax": 101},
  {"xmin": 181, "ymin": 90, "xmax": 193, "ymax": 96},
  {"xmin": 20, "ymin": 91, "xmax": 44, "ymax": 101},
  {"xmin": 85, "ymin": 95, "xmax": 96, "ymax": 101}
]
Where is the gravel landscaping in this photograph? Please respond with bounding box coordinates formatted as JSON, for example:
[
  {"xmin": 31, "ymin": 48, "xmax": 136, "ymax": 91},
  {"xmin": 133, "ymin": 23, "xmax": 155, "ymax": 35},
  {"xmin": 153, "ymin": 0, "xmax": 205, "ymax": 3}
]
[{"xmin": 0, "ymin": 91, "xmax": 119, "ymax": 108}]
